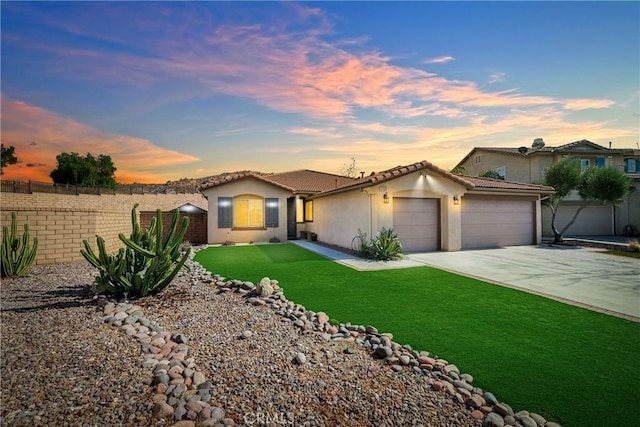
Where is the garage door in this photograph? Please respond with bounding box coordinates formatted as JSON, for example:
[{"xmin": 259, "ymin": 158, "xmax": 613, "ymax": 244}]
[
  {"xmin": 393, "ymin": 198, "xmax": 440, "ymax": 252},
  {"xmin": 546, "ymin": 205, "xmax": 612, "ymax": 236},
  {"xmin": 462, "ymin": 196, "xmax": 535, "ymax": 249}
]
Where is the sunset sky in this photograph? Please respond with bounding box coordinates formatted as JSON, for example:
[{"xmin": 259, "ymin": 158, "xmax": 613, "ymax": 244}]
[{"xmin": 1, "ymin": 1, "xmax": 638, "ymax": 184}]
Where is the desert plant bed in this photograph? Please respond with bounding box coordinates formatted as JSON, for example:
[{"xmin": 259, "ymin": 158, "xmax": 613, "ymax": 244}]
[{"xmin": 194, "ymin": 243, "xmax": 640, "ymax": 427}]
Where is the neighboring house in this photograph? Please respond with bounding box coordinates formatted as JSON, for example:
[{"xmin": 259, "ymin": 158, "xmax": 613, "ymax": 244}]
[
  {"xmin": 200, "ymin": 161, "xmax": 554, "ymax": 252},
  {"xmin": 455, "ymin": 140, "xmax": 640, "ymax": 237}
]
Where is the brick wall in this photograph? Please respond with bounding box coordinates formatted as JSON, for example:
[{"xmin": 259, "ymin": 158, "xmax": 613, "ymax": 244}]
[{"xmin": 1, "ymin": 192, "xmax": 207, "ymax": 265}]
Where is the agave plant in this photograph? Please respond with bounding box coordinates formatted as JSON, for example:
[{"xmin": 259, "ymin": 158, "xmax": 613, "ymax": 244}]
[
  {"xmin": 370, "ymin": 228, "xmax": 403, "ymax": 261},
  {"xmin": 81, "ymin": 204, "xmax": 190, "ymax": 298},
  {"xmin": 351, "ymin": 227, "xmax": 403, "ymax": 261},
  {"xmin": 1, "ymin": 212, "xmax": 39, "ymax": 277}
]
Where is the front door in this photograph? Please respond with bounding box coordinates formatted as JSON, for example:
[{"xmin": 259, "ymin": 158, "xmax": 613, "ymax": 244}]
[{"xmin": 287, "ymin": 197, "xmax": 297, "ymax": 239}]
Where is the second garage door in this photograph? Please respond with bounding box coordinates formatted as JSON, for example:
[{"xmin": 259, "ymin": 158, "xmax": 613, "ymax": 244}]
[
  {"xmin": 462, "ymin": 196, "xmax": 535, "ymax": 249},
  {"xmin": 543, "ymin": 205, "xmax": 612, "ymax": 236},
  {"xmin": 393, "ymin": 198, "xmax": 440, "ymax": 252}
]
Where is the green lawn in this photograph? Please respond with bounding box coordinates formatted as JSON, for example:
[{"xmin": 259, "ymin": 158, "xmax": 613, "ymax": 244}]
[{"xmin": 194, "ymin": 243, "xmax": 640, "ymax": 427}]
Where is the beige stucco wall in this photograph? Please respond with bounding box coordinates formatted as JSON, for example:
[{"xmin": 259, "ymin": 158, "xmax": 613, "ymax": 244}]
[
  {"xmin": 201, "ymin": 177, "xmax": 292, "ymax": 244},
  {"xmin": 307, "ymin": 170, "xmax": 468, "ymax": 251},
  {"xmin": 1, "ymin": 191, "xmax": 207, "ymax": 265}
]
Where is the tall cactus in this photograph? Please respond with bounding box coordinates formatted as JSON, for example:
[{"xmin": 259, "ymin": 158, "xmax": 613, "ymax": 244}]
[
  {"xmin": 1, "ymin": 212, "xmax": 39, "ymax": 277},
  {"xmin": 81, "ymin": 204, "xmax": 190, "ymax": 298}
]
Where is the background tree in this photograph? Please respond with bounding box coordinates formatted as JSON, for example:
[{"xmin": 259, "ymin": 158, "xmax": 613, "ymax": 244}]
[
  {"xmin": 50, "ymin": 152, "xmax": 117, "ymax": 187},
  {"xmin": 338, "ymin": 157, "xmax": 359, "ymax": 178},
  {"xmin": 450, "ymin": 165, "xmax": 466, "ymax": 174},
  {"xmin": 1, "ymin": 144, "xmax": 18, "ymax": 175},
  {"xmin": 542, "ymin": 157, "xmax": 631, "ymax": 243},
  {"xmin": 479, "ymin": 170, "xmax": 504, "ymax": 180}
]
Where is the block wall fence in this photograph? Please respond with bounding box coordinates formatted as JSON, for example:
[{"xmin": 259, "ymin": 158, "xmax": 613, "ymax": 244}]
[{"xmin": 0, "ymin": 191, "xmax": 207, "ymax": 265}]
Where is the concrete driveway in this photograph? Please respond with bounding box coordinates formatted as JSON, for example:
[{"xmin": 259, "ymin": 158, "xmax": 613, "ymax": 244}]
[
  {"xmin": 408, "ymin": 246, "xmax": 640, "ymax": 320},
  {"xmin": 292, "ymin": 241, "xmax": 640, "ymax": 321}
]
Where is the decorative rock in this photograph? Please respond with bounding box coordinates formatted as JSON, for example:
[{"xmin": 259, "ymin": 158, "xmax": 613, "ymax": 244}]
[
  {"xmin": 172, "ymin": 333, "xmax": 188, "ymax": 344},
  {"xmin": 192, "ymin": 371, "xmax": 206, "ymax": 387},
  {"xmin": 391, "ymin": 364, "xmax": 403, "ymax": 372},
  {"xmin": 483, "ymin": 412, "xmax": 504, "ymax": 427},
  {"xmin": 493, "ymin": 402, "xmax": 514, "ymax": 417},
  {"xmin": 294, "ymin": 352, "xmax": 307, "ymax": 365},
  {"xmin": 316, "ymin": 312, "xmax": 329, "ymax": 324},
  {"xmin": 471, "ymin": 409, "xmax": 485, "ymax": 421},
  {"xmin": 483, "ymin": 391, "xmax": 498, "ymax": 405},
  {"xmin": 240, "ymin": 330, "xmax": 253, "ymax": 339},
  {"xmin": 152, "ymin": 402, "xmax": 174, "ymax": 419},
  {"xmin": 444, "ymin": 364, "xmax": 460, "ymax": 375},
  {"xmin": 376, "ymin": 345, "xmax": 393, "ymax": 359},
  {"xmin": 256, "ymin": 277, "xmax": 274, "ymax": 297},
  {"xmin": 517, "ymin": 415, "xmax": 538, "ymax": 427},
  {"xmin": 399, "ymin": 355, "xmax": 411, "ymax": 365},
  {"xmin": 210, "ymin": 407, "xmax": 225, "ymax": 422},
  {"xmin": 530, "ymin": 413, "xmax": 546, "ymax": 425}
]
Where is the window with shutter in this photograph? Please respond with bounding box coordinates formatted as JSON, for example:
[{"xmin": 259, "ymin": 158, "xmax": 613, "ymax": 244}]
[
  {"xmin": 265, "ymin": 198, "xmax": 279, "ymax": 227},
  {"xmin": 218, "ymin": 197, "xmax": 233, "ymax": 228}
]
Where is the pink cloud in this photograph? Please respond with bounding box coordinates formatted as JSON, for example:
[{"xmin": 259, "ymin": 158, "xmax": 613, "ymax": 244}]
[
  {"xmin": 19, "ymin": 3, "xmax": 619, "ymax": 126},
  {"xmin": 0, "ymin": 96, "xmax": 200, "ymax": 183},
  {"xmin": 423, "ymin": 55, "xmax": 455, "ymax": 64}
]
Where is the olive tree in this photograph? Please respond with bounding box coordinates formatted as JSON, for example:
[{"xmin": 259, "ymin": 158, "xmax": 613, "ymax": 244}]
[{"xmin": 543, "ymin": 157, "xmax": 631, "ymax": 243}]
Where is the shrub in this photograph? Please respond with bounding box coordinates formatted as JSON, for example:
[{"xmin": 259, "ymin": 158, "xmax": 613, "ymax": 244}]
[
  {"xmin": 1, "ymin": 212, "xmax": 39, "ymax": 277},
  {"xmin": 81, "ymin": 204, "xmax": 190, "ymax": 299},
  {"xmin": 627, "ymin": 239, "xmax": 640, "ymax": 252},
  {"xmin": 351, "ymin": 228, "xmax": 403, "ymax": 261}
]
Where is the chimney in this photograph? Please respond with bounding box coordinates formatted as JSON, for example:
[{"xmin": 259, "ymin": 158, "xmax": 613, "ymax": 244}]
[
  {"xmin": 609, "ymin": 141, "xmax": 612, "ymax": 149},
  {"xmin": 360, "ymin": 171, "xmax": 365, "ymax": 179}
]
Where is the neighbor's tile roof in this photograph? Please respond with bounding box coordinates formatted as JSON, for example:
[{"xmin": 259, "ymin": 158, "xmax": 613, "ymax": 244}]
[
  {"xmin": 456, "ymin": 139, "xmax": 632, "ymax": 168},
  {"xmin": 200, "ymin": 170, "xmax": 357, "ymax": 193},
  {"xmin": 462, "ymin": 176, "xmax": 555, "ymax": 193}
]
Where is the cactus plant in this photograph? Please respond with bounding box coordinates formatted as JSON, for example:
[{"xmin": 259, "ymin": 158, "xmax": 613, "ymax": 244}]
[
  {"xmin": 1, "ymin": 212, "xmax": 39, "ymax": 277},
  {"xmin": 81, "ymin": 204, "xmax": 190, "ymax": 298}
]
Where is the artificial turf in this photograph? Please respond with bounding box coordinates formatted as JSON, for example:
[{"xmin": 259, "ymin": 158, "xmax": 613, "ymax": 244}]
[{"xmin": 194, "ymin": 243, "xmax": 640, "ymax": 427}]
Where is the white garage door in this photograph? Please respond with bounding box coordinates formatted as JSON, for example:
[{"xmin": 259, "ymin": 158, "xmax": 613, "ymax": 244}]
[
  {"xmin": 548, "ymin": 205, "xmax": 612, "ymax": 236},
  {"xmin": 462, "ymin": 196, "xmax": 535, "ymax": 249},
  {"xmin": 393, "ymin": 198, "xmax": 440, "ymax": 252}
]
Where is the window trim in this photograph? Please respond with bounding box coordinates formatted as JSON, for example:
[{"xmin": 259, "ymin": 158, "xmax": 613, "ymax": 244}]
[
  {"xmin": 624, "ymin": 158, "xmax": 637, "ymax": 173},
  {"xmin": 580, "ymin": 159, "xmax": 590, "ymax": 172},
  {"xmin": 233, "ymin": 195, "xmax": 264, "ymax": 229}
]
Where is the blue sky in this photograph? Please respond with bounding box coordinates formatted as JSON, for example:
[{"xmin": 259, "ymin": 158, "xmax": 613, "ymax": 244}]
[{"xmin": 1, "ymin": 1, "xmax": 638, "ymax": 183}]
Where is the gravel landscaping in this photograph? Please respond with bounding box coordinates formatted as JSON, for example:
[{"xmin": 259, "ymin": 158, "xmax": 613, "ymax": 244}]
[{"xmin": 1, "ymin": 253, "xmax": 560, "ymax": 427}]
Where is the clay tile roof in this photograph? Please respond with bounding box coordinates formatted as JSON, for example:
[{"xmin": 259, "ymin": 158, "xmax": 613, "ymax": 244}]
[
  {"xmin": 267, "ymin": 170, "xmax": 357, "ymax": 193},
  {"xmin": 462, "ymin": 175, "xmax": 555, "ymax": 193},
  {"xmin": 313, "ymin": 160, "xmax": 477, "ymax": 198},
  {"xmin": 200, "ymin": 170, "xmax": 356, "ymax": 193}
]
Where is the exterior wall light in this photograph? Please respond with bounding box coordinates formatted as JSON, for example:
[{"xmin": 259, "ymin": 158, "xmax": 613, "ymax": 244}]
[
  {"xmin": 383, "ymin": 192, "xmax": 390, "ymax": 204},
  {"xmin": 453, "ymin": 194, "xmax": 460, "ymax": 205}
]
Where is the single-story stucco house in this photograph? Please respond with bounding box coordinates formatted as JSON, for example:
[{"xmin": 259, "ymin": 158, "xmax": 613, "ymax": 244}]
[{"xmin": 200, "ymin": 160, "xmax": 555, "ymax": 252}]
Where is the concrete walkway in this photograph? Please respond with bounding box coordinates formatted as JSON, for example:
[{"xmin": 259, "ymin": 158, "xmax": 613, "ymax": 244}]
[{"xmin": 291, "ymin": 240, "xmax": 640, "ymax": 321}]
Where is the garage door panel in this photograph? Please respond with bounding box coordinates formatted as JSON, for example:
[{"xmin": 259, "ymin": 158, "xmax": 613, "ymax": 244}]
[
  {"xmin": 393, "ymin": 198, "xmax": 440, "ymax": 252},
  {"xmin": 393, "ymin": 212, "xmax": 438, "ymax": 226},
  {"xmin": 462, "ymin": 197, "xmax": 534, "ymax": 249}
]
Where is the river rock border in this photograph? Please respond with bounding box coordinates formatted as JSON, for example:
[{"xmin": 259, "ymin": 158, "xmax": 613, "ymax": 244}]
[{"xmin": 97, "ymin": 260, "xmax": 562, "ymax": 427}]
